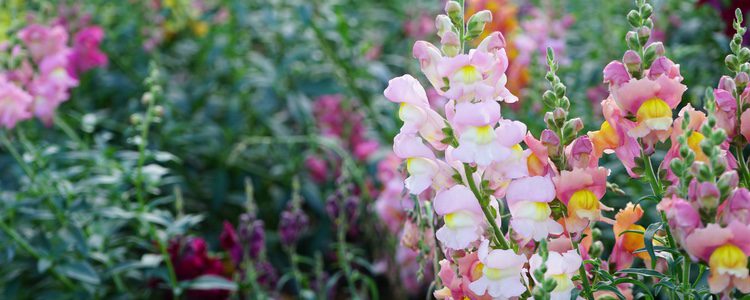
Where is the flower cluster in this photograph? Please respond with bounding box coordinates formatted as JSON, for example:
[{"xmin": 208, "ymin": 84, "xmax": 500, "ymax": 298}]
[
  {"xmin": 384, "ymin": 2, "xmax": 613, "ymax": 299},
  {"xmin": 0, "ymin": 18, "xmax": 106, "ymax": 128}
]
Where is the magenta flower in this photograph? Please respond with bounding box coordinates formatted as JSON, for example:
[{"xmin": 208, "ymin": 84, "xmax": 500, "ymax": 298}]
[{"xmin": 69, "ymin": 26, "xmax": 108, "ymax": 77}]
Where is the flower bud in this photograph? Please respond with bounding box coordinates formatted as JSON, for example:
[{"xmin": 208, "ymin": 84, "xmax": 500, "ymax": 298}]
[
  {"xmin": 697, "ymin": 182, "xmax": 720, "ymax": 210},
  {"xmin": 435, "ymin": 15, "xmax": 454, "ymax": 39},
  {"xmin": 142, "ymin": 92, "xmax": 154, "ymax": 104},
  {"xmin": 441, "ymin": 31, "xmax": 460, "ymax": 57},
  {"xmin": 736, "ymin": 72, "xmax": 749, "ymax": 91},
  {"xmin": 444, "ymin": 1, "xmax": 463, "ymax": 24},
  {"xmin": 553, "ymin": 107, "xmax": 567, "ymax": 124},
  {"xmin": 541, "ymin": 129, "xmax": 560, "ymax": 154},
  {"xmin": 466, "ymin": 10, "xmax": 492, "ymax": 40},
  {"xmin": 718, "ymin": 170, "xmax": 740, "ymax": 191},
  {"xmin": 719, "ymin": 75, "xmax": 737, "ymax": 92},
  {"xmin": 589, "ymin": 241, "xmax": 604, "ymax": 258},
  {"xmin": 569, "ymin": 136, "xmax": 593, "ymax": 168},
  {"xmin": 637, "ymin": 26, "xmax": 651, "ymax": 45},
  {"xmin": 626, "ymin": 11, "xmax": 641, "ymax": 28},
  {"xmin": 623, "ymin": 51, "xmax": 641, "ymax": 75},
  {"xmin": 626, "ymin": 31, "xmax": 639, "ymax": 50}
]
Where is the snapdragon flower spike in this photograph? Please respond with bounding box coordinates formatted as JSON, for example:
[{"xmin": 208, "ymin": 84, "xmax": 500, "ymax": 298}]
[
  {"xmin": 604, "ymin": 56, "xmax": 687, "ymax": 151},
  {"xmin": 506, "ymin": 176, "xmax": 563, "ymax": 243},
  {"xmin": 588, "ymin": 98, "xmax": 640, "ymax": 177},
  {"xmin": 529, "ymin": 250, "xmax": 582, "ymax": 300},
  {"xmin": 685, "ymin": 222, "xmax": 750, "ymax": 294},
  {"xmin": 660, "ymin": 105, "xmax": 713, "ymax": 183},
  {"xmin": 433, "ymin": 185, "xmax": 486, "ymax": 249},
  {"xmin": 468, "ymin": 239, "xmax": 528, "ymax": 299},
  {"xmin": 554, "ymin": 167, "xmax": 611, "ymax": 234}
]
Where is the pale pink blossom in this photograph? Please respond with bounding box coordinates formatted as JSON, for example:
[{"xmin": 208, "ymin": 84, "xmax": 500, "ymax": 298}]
[
  {"xmin": 468, "ymin": 239, "xmax": 528, "ymax": 299},
  {"xmin": 657, "ymin": 195, "xmax": 702, "ymax": 245},
  {"xmin": 588, "ymin": 98, "xmax": 640, "ymax": 177},
  {"xmin": 452, "ymin": 119, "xmax": 525, "ymax": 166},
  {"xmin": 529, "ymin": 250, "xmax": 582, "ymax": 300},
  {"xmin": 0, "ymin": 79, "xmax": 33, "ymax": 129},
  {"xmin": 506, "ymin": 176, "xmax": 563, "ymax": 242},
  {"xmin": 18, "ymin": 24, "xmax": 69, "ymax": 62},
  {"xmin": 434, "ymin": 185, "xmax": 485, "ymax": 249}
]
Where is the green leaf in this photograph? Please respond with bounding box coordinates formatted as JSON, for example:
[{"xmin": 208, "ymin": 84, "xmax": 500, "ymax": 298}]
[
  {"xmin": 613, "ymin": 277, "xmax": 654, "ymax": 300},
  {"xmin": 617, "ymin": 268, "xmax": 665, "ymax": 279},
  {"xmin": 58, "ymin": 261, "xmax": 101, "ymax": 284},
  {"xmin": 181, "ymin": 275, "xmax": 237, "ymax": 291},
  {"xmin": 594, "ymin": 284, "xmax": 625, "ymax": 300},
  {"xmin": 644, "ymin": 222, "xmax": 661, "ymax": 269}
]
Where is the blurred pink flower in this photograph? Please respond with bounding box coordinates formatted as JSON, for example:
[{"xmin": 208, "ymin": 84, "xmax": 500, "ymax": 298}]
[
  {"xmin": 0, "ymin": 79, "xmax": 33, "ymax": 129},
  {"xmin": 18, "ymin": 24, "xmax": 69, "ymax": 62}
]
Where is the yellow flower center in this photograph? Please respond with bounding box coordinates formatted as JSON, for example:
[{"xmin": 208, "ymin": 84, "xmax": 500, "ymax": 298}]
[
  {"xmin": 551, "ymin": 273, "xmax": 574, "ymax": 292},
  {"xmin": 568, "ymin": 189, "xmax": 600, "ymax": 220},
  {"xmin": 596, "ymin": 121, "xmax": 620, "ymax": 149},
  {"xmin": 709, "ymin": 244, "xmax": 748, "ymax": 274},
  {"xmin": 472, "ymin": 262, "xmax": 484, "ymax": 280},
  {"xmin": 444, "ymin": 211, "xmax": 476, "ymax": 229},
  {"xmin": 457, "ymin": 65, "xmax": 483, "ymax": 83},
  {"xmin": 482, "ymin": 265, "xmax": 516, "ymax": 280},
  {"xmin": 474, "ymin": 125, "xmax": 495, "ymax": 144},
  {"xmin": 515, "ymin": 201, "xmax": 552, "ymax": 221},
  {"xmin": 527, "ymin": 153, "xmax": 544, "ymax": 176},
  {"xmin": 512, "ymin": 144, "xmax": 523, "ymax": 153},
  {"xmin": 636, "ymin": 98, "xmax": 672, "ymax": 123},
  {"xmin": 687, "ymin": 131, "xmax": 708, "ymax": 162},
  {"xmin": 622, "ymin": 224, "xmax": 646, "ymax": 253}
]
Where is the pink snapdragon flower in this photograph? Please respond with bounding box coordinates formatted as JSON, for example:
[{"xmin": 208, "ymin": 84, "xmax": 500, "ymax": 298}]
[
  {"xmin": 524, "ymin": 132, "xmax": 554, "ymax": 176},
  {"xmin": 434, "ymin": 185, "xmax": 486, "ymax": 249},
  {"xmin": 604, "ymin": 56, "xmax": 687, "ymax": 150},
  {"xmin": 468, "ymin": 239, "xmax": 528, "ymax": 298},
  {"xmin": 506, "ymin": 176, "xmax": 563, "ymax": 243},
  {"xmin": 435, "ymin": 252, "xmax": 491, "ymax": 300},
  {"xmin": 452, "ymin": 116, "xmax": 525, "ymax": 166},
  {"xmin": 657, "ymin": 195, "xmax": 702, "ymax": 244},
  {"xmin": 684, "ymin": 222, "xmax": 750, "ymax": 294},
  {"xmin": 18, "ymin": 24, "xmax": 69, "ymax": 62},
  {"xmin": 413, "ymin": 32, "xmax": 517, "ymax": 103},
  {"xmin": 0, "ymin": 79, "xmax": 34, "ymax": 129},
  {"xmin": 68, "ymin": 26, "xmax": 108, "ymax": 76},
  {"xmin": 554, "ymin": 167, "xmax": 610, "ymax": 233},
  {"xmin": 393, "ymin": 132, "xmax": 443, "ymax": 195},
  {"xmin": 712, "ymin": 78, "xmax": 746, "ymax": 138},
  {"xmin": 719, "ymin": 188, "xmax": 750, "ymax": 224},
  {"xmin": 529, "ymin": 250, "xmax": 582, "ymax": 300},
  {"xmin": 384, "ymin": 75, "xmax": 447, "ymax": 150},
  {"xmin": 588, "ymin": 98, "xmax": 640, "ymax": 177}
]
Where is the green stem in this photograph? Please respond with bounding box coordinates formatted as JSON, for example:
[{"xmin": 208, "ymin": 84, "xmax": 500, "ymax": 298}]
[
  {"xmin": 571, "ymin": 238, "xmax": 594, "ymax": 300},
  {"xmin": 733, "ymin": 144, "xmax": 750, "ymax": 188},
  {"xmin": 132, "ymin": 90, "xmax": 180, "ymax": 295},
  {"xmin": 682, "ymin": 255, "xmax": 691, "ymax": 299},
  {"xmin": 462, "ymin": 164, "xmax": 509, "ymax": 249}
]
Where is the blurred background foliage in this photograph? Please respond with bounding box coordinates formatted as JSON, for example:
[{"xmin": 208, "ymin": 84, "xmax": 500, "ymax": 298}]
[{"xmin": 0, "ymin": 0, "xmax": 739, "ymax": 298}]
